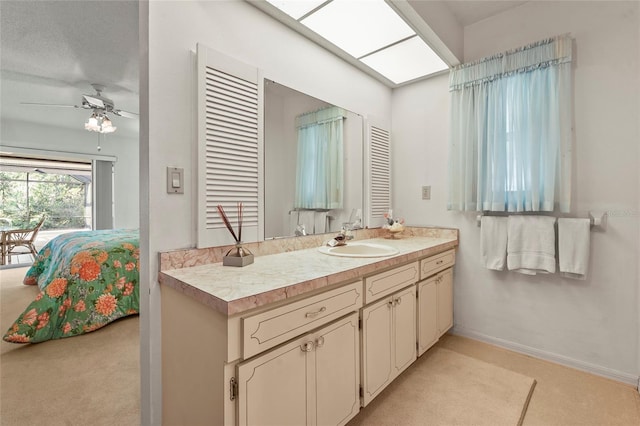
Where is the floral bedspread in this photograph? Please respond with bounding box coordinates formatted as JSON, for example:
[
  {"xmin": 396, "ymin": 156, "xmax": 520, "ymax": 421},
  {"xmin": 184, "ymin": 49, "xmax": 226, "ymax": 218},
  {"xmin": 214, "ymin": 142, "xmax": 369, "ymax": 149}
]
[{"xmin": 3, "ymin": 229, "xmax": 139, "ymax": 344}]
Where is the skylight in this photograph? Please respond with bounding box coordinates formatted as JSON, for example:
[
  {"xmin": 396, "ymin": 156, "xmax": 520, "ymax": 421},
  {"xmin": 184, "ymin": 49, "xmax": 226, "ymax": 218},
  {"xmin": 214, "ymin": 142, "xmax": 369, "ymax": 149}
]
[
  {"xmin": 265, "ymin": 0, "xmax": 326, "ymax": 20},
  {"xmin": 264, "ymin": 0, "xmax": 449, "ymax": 85}
]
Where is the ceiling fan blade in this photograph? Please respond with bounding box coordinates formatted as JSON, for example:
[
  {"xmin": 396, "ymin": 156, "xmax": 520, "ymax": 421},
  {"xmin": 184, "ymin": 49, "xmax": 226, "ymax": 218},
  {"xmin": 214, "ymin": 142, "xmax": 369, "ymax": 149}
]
[
  {"xmin": 112, "ymin": 109, "xmax": 138, "ymax": 119},
  {"xmin": 20, "ymin": 102, "xmax": 80, "ymax": 108},
  {"xmin": 82, "ymin": 95, "xmax": 105, "ymax": 109}
]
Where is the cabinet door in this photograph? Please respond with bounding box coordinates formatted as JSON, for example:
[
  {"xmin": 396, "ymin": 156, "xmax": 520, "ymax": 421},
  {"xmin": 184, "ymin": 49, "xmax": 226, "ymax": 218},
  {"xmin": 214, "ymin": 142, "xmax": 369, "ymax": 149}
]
[
  {"xmin": 314, "ymin": 313, "xmax": 360, "ymax": 426},
  {"xmin": 237, "ymin": 334, "xmax": 310, "ymax": 426},
  {"xmin": 437, "ymin": 268, "xmax": 453, "ymax": 337},
  {"xmin": 361, "ymin": 296, "xmax": 393, "ymax": 406},
  {"xmin": 238, "ymin": 314, "xmax": 360, "ymax": 426},
  {"xmin": 417, "ymin": 277, "xmax": 438, "ymax": 356},
  {"xmin": 392, "ymin": 285, "xmax": 417, "ymax": 375}
]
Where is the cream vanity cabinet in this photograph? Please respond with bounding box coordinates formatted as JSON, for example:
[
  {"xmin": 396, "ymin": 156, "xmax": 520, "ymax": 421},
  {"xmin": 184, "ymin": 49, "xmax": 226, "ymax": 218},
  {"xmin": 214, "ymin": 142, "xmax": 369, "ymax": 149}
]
[
  {"xmin": 237, "ymin": 313, "xmax": 360, "ymax": 426},
  {"xmin": 361, "ymin": 262, "xmax": 418, "ymax": 406},
  {"xmin": 417, "ymin": 249, "xmax": 455, "ymax": 356},
  {"xmin": 236, "ymin": 281, "xmax": 363, "ymax": 426},
  {"xmin": 161, "ymin": 241, "xmax": 457, "ymax": 426},
  {"xmin": 161, "ymin": 279, "xmax": 362, "ymax": 426}
]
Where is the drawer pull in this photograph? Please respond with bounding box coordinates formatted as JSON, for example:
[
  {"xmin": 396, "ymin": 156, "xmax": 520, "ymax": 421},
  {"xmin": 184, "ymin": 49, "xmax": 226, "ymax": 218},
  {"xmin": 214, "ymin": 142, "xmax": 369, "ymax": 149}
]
[
  {"xmin": 436, "ymin": 260, "xmax": 444, "ymax": 265},
  {"xmin": 301, "ymin": 341, "xmax": 314, "ymax": 352},
  {"xmin": 305, "ymin": 306, "xmax": 327, "ymax": 318},
  {"xmin": 315, "ymin": 336, "xmax": 325, "ymax": 348}
]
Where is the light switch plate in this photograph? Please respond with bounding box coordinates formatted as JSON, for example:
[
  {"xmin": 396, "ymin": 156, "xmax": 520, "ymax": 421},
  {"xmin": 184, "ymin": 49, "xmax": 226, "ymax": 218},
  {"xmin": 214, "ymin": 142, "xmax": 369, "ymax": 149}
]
[
  {"xmin": 422, "ymin": 185, "xmax": 431, "ymax": 200},
  {"xmin": 167, "ymin": 167, "xmax": 184, "ymax": 194}
]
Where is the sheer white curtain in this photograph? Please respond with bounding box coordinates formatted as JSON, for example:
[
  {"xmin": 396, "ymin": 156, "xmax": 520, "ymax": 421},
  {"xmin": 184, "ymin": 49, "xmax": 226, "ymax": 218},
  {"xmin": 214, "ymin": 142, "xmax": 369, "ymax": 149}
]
[
  {"xmin": 295, "ymin": 107, "xmax": 345, "ymax": 209},
  {"xmin": 448, "ymin": 35, "xmax": 573, "ymax": 213}
]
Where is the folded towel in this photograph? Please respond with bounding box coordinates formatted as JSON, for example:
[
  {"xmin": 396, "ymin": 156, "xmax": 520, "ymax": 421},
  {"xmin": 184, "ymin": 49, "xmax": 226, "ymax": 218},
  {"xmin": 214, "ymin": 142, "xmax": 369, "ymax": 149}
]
[
  {"xmin": 289, "ymin": 210, "xmax": 299, "ymax": 235},
  {"xmin": 480, "ymin": 216, "xmax": 508, "ymax": 270},
  {"xmin": 558, "ymin": 218, "xmax": 590, "ymax": 279},
  {"xmin": 314, "ymin": 211, "xmax": 328, "ymax": 234},
  {"xmin": 507, "ymin": 216, "xmax": 557, "ymax": 275},
  {"xmin": 297, "ymin": 210, "xmax": 315, "ymax": 235}
]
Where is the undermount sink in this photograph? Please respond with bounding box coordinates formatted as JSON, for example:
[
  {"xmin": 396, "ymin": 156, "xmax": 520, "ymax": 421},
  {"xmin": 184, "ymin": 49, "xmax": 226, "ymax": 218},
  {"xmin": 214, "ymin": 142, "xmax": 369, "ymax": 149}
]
[{"xmin": 318, "ymin": 242, "xmax": 399, "ymax": 258}]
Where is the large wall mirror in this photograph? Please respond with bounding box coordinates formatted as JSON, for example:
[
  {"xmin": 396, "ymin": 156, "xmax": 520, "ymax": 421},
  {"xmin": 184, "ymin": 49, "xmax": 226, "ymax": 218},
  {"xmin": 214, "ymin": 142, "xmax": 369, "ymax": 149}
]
[{"xmin": 264, "ymin": 80, "xmax": 363, "ymax": 240}]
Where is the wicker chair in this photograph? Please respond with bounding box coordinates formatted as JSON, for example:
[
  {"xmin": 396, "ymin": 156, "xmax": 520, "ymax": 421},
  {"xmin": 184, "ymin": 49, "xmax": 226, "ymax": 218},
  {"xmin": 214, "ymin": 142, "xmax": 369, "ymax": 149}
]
[{"xmin": 0, "ymin": 216, "xmax": 45, "ymax": 265}]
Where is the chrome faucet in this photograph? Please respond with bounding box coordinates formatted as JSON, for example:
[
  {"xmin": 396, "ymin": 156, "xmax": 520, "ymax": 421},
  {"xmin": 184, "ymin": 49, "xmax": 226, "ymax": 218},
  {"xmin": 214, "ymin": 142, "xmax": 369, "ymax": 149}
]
[
  {"xmin": 295, "ymin": 224, "xmax": 307, "ymax": 236},
  {"xmin": 341, "ymin": 223, "xmax": 355, "ymax": 240}
]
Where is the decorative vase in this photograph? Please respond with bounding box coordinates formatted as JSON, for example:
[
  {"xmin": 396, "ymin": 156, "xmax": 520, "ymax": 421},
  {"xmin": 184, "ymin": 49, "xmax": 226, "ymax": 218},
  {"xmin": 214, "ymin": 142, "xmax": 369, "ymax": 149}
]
[{"xmin": 223, "ymin": 243, "xmax": 254, "ymax": 267}]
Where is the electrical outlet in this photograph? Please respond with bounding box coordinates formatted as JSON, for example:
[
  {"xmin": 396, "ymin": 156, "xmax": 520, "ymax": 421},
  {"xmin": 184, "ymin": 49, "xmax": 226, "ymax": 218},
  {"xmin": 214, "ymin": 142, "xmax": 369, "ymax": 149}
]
[{"xmin": 422, "ymin": 186, "xmax": 431, "ymax": 200}]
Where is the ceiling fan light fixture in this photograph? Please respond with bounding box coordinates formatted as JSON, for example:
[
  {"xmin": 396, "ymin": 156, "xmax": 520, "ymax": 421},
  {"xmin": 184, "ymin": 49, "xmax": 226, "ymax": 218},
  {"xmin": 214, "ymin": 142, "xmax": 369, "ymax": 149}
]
[
  {"xmin": 84, "ymin": 112, "xmax": 101, "ymax": 132},
  {"xmin": 100, "ymin": 115, "xmax": 117, "ymax": 133},
  {"xmin": 84, "ymin": 112, "xmax": 117, "ymax": 134}
]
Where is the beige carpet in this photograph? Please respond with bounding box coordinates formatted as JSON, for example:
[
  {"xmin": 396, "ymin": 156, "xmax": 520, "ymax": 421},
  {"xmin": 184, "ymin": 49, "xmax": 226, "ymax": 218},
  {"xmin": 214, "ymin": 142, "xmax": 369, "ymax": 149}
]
[
  {"xmin": 348, "ymin": 347, "xmax": 536, "ymax": 426},
  {"xmin": 0, "ymin": 266, "xmax": 140, "ymax": 426}
]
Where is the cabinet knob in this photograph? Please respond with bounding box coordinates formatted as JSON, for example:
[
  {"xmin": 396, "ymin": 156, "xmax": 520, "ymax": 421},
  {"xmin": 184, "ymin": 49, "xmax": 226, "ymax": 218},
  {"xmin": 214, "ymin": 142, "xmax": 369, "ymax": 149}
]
[
  {"xmin": 387, "ymin": 300, "xmax": 394, "ymax": 309},
  {"xmin": 394, "ymin": 297, "xmax": 402, "ymax": 306},
  {"xmin": 305, "ymin": 306, "xmax": 327, "ymax": 318},
  {"xmin": 315, "ymin": 336, "xmax": 325, "ymax": 348},
  {"xmin": 300, "ymin": 341, "xmax": 314, "ymax": 352}
]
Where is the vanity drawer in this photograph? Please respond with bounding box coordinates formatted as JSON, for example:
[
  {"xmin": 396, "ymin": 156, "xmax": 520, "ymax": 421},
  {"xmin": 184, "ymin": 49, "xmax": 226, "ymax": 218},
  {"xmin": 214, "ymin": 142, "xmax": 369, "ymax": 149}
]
[
  {"xmin": 364, "ymin": 262, "xmax": 419, "ymax": 304},
  {"xmin": 420, "ymin": 249, "xmax": 455, "ymax": 279},
  {"xmin": 242, "ymin": 280, "xmax": 363, "ymax": 359}
]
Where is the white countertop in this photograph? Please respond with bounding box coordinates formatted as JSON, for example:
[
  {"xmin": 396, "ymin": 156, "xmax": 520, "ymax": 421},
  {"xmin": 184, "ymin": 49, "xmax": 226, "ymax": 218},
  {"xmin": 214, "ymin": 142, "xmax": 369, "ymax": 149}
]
[{"xmin": 160, "ymin": 236, "xmax": 458, "ymax": 316}]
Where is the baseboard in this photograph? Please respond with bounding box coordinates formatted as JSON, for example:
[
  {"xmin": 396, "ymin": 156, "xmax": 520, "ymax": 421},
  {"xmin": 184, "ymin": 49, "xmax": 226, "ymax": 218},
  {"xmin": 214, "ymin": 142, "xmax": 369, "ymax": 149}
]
[
  {"xmin": 0, "ymin": 263, "xmax": 32, "ymax": 270},
  {"xmin": 452, "ymin": 326, "xmax": 639, "ymax": 387}
]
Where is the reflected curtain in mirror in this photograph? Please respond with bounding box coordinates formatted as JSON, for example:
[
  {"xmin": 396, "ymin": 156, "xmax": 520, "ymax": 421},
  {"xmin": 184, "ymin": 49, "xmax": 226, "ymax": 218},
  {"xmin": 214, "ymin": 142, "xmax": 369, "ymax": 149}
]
[
  {"xmin": 448, "ymin": 34, "xmax": 573, "ymax": 213},
  {"xmin": 295, "ymin": 106, "xmax": 345, "ymax": 209}
]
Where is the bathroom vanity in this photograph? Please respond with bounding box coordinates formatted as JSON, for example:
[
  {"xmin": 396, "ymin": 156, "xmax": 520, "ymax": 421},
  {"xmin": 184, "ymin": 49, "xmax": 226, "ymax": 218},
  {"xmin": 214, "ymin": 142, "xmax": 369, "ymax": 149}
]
[{"xmin": 159, "ymin": 228, "xmax": 457, "ymax": 426}]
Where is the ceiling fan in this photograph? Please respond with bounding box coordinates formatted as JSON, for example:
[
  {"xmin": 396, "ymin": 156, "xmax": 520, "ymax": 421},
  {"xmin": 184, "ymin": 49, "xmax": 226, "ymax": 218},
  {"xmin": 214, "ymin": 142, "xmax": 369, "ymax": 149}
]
[{"xmin": 21, "ymin": 83, "xmax": 137, "ymax": 134}]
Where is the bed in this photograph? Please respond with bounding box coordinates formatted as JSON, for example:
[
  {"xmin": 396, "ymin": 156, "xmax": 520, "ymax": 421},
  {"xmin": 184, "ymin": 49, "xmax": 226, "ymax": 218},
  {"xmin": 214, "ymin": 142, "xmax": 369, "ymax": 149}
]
[{"xmin": 3, "ymin": 229, "xmax": 139, "ymax": 344}]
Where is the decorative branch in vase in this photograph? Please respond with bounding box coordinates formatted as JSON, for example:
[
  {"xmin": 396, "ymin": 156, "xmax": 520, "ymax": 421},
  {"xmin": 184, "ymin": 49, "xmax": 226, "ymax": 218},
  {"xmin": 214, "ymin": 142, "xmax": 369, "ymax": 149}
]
[{"xmin": 217, "ymin": 202, "xmax": 254, "ymax": 266}]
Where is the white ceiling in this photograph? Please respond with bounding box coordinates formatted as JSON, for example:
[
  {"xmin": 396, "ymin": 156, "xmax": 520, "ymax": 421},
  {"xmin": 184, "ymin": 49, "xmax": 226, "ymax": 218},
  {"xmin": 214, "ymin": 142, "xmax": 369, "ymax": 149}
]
[
  {"xmin": 0, "ymin": 0, "xmax": 139, "ymax": 139},
  {"xmin": 441, "ymin": 0, "xmax": 528, "ymax": 27},
  {"xmin": 0, "ymin": 0, "xmax": 526, "ymax": 141}
]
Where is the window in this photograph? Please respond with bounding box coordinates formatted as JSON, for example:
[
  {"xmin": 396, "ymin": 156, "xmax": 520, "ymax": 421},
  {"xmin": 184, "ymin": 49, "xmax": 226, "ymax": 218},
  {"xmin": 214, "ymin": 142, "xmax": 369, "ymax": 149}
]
[
  {"xmin": 447, "ymin": 35, "xmax": 573, "ymax": 213},
  {"xmin": 0, "ymin": 155, "xmax": 92, "ymax": 229}
]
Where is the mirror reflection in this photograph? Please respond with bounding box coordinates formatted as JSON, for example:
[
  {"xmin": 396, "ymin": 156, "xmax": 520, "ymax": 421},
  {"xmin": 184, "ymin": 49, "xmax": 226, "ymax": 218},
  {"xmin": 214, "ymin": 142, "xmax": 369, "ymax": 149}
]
[{"xmin": 264, "ymin": 80, "xmax": 363, "ymax": 239}]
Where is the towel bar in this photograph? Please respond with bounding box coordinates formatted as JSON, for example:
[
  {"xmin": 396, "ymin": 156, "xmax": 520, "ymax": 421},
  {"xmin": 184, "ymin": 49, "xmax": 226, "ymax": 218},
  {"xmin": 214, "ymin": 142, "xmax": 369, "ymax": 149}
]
[{"xmin": 476, "ymin": 211, "xmax": 607, "ymax": 230}]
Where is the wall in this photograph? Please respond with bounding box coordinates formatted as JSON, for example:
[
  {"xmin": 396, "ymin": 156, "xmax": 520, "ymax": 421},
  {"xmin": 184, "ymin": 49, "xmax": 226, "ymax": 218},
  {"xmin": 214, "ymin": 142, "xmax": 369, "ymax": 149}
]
[
  {"xmin": 392, "ymin": 1, "xmax": 640, "ymax": 382},
  {"xmin": 1, "ymin": 118, "xmax": 139, "ymax": 229},
  {"xmin": 144, "ymin": 1, "xmax": 392, "ymax": 422}
]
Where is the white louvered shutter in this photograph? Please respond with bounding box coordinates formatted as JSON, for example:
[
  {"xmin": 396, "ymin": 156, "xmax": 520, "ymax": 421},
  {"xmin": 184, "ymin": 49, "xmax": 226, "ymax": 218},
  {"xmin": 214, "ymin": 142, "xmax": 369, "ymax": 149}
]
[
  {"xmin": 197, "ymin": 45, "xmax": 264, "ymax": 248},
  {"xmin": 365, "ymin": 120, "xmax": 391, "ymax": 228}
]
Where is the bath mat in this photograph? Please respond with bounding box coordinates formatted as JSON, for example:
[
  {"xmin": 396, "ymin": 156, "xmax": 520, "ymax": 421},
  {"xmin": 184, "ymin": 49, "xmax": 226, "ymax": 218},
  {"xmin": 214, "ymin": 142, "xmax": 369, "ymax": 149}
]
[{"xmin": 348, "ymin": 347, "xmax": 536, "ymax": 426}]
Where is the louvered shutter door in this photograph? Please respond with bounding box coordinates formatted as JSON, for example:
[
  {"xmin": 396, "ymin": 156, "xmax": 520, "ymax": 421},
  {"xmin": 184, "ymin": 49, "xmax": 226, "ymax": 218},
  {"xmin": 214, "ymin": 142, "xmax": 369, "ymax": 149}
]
[
  {"xmin": 365, "ymin": 120, "xmax": 391, "ymax": 228},
  {"xmin": 197, "ymin": 45, "xmax": 263, "ymax": 248}
]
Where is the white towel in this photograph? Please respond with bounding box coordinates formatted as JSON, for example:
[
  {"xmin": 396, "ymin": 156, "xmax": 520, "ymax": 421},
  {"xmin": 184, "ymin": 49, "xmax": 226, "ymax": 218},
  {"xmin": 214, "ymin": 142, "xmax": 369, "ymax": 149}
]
[
  {"xmin": 558, "ymin": 218, "xmax": 590, "ymax": 280},
  {"xmin": 480, "ymin": 216, "xmax": 508, "ymax": 270},
  {"xmin": 507, "ymin": 216, "xmax": 557, "ymax": 275},
  {"xmin": 289, "ymin": 211, "xmax": 299, "ymax": 235},
  {"xmin": 314, "ymin": 211, "xmax": 327, "ymax": 234},
  {"xmin": 297, "ymin": 210, "xmax": 315, "ymax": 235}
]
